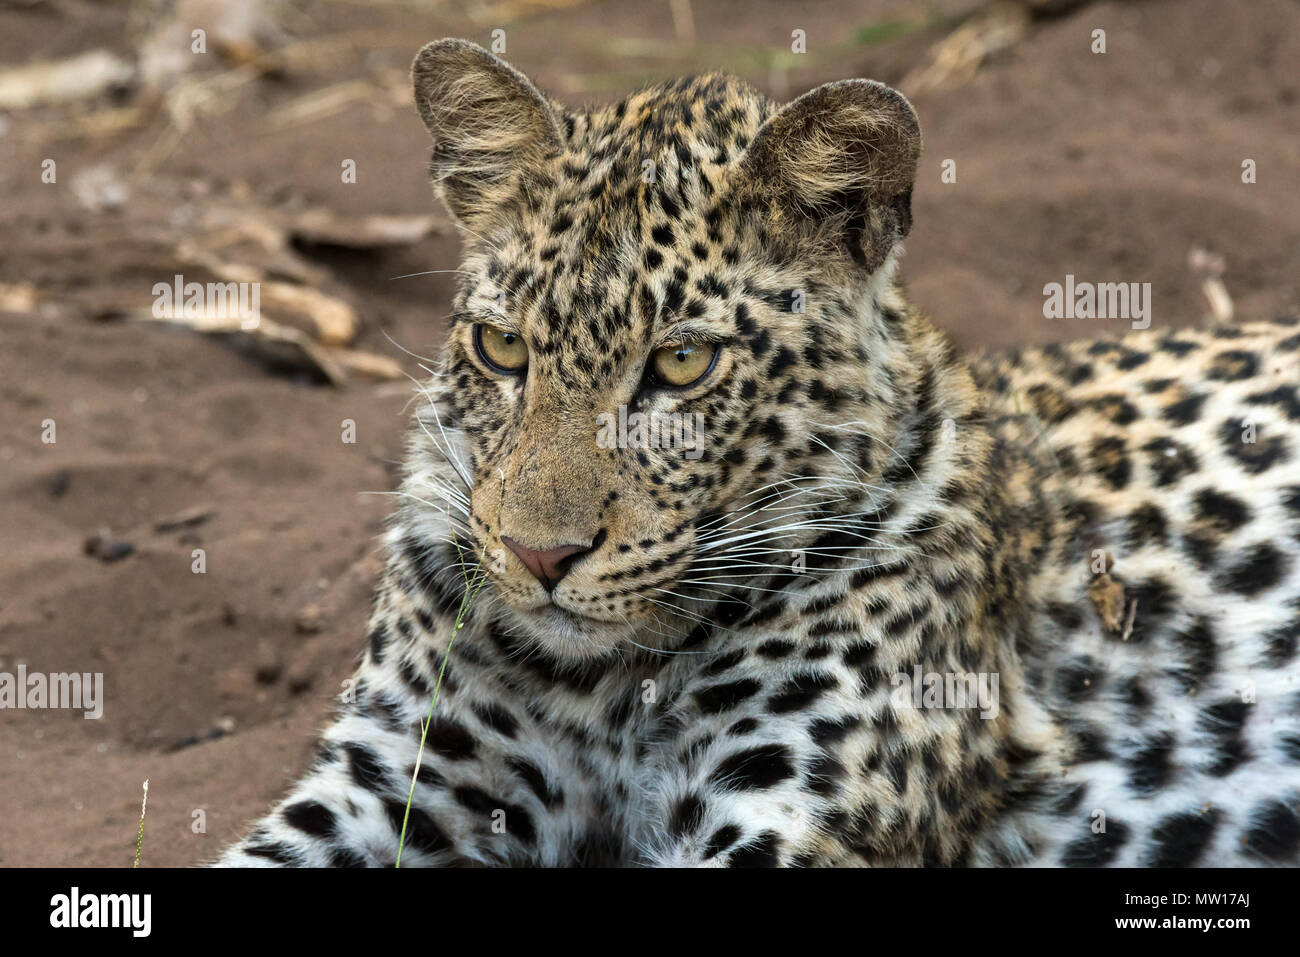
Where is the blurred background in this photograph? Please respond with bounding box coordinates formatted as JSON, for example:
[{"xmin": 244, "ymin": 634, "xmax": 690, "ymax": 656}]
[{"xmin": 0, "ymin": 0, "xmax": 1297, "ymax": 865}]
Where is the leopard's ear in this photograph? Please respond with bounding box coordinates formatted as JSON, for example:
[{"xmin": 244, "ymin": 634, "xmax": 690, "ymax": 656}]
[
  {"xmin": 734, "ymin": 79, "xmax": 921, "ymax": 274},
  {"xmin": 411, "ymin": 39, "xmax": 565, "ymax": 228}
]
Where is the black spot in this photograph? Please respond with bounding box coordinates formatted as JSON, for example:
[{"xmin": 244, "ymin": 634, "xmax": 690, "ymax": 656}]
[
  {"xmin": 841, "ymin": 641, "xmax": 876, "ymax": 667},
  {"xmin": 411, "ymin": 762, "xmax": 444, "ymax": 788},
  {"xmin": 282, "ymin": 801, "xmax": 337, "ymax": 838},
  {"xmin": 384, "ymin": 800, "xmax": 452, "ymax": 856},
  {"xmin": 1071, "ymin": 723, "xmax": 1112, "ymax": 763},
  {"xmin": 329, "ymin": 847, "xmax": 368, "ymax": 867},
  {"xmin": 1142, "ymin": 808, "xmax": 1221, "ymax": 867},
  {"xmin": 711, "ymin": 744, "xmax": 796, "ymax": 791},
  {"xmin": 1119, "ymin": 676, "xmax": 1152, "ymax": 716},
  {"xmin": 669, "ymin": 793, "xmax": 706, "ymax": 836},
  {"xmin": 728, "ymin": 830, "xmax": 782, "ymax": 867},
  {"xmin": 573, "ymin": 830, "xmax": 626, "ymax": 867},
  {"xmin": 1051, "ymin": 783, "xmax": 1087, "ymax": 816},
  {"xmin": 768, "ymin": 346, "xmax": 797, "ymax": 377},
  {"xmin": 426, "ymin": 718, "xmax": 477, "ymax": 760},
  {"xmin": 1057, "ymin": 657, "xmax": 1101, "ymax": 701},
  {"xmin": 1206, "ymin": 349, "xmax": 1259, "ymax": 381},
  {"xmin": 507, "ymin": 756, "xmax": 563, "ymax": 807},
  {"xmin": 694, "ymin": 678, "xmax": 762, "ymax": 715},
  {"xmin": 1143, "ymin": 438, "xmax": 1199, "ymax": 487},
  {"xmin": 851, "ymin": 562, "xmax": 909, "ymax": 589},
  {"xmin": 1218, "ymin": 542, "xmax": 1288, "ymax": 596},
  {"xmin": 1090, "ymin": 436, "xmax": 1131, "ymax": 490},
  {"xmin": 243, "ymin": 842, "xmax": 302, "ymax": 865},
  {"xmin": 1172, "ymin": 617, "xmax": 1217, "ymax": 693},
  {"xmin": 1115, "ymin": 349, "xmax": 1149, "ymax": 371},
  {"xmin": 1124, "ymin": 576, "xmax": 1176, "ymax": 643},
  {"xmin": 767, "ymin": 672, "xmax": 838, "ymax": 714},
  {"xmin": 1162, "ymin": 393, "xmax": 1207, "ymax": 426},
  {"xmin": 1248, "ymin": 384, "xmax": 1300, "ymax": 421},
  {"xmin": 1241, "ymin": 798, "xmax": 1300, "ymax": 862},
  {"xmin": 1283, "ymin": 486, "xmax": 1300, "ymax": 519},
  {"xmin": 344, "ymin": 743, "xmax": 390, "ymax": 794},
  {"xmin": 703, "ymin": 649, "xmax": 745, "ymax": 676},
  {"xmin": 887, "ymin": 751, "xmax": 909, "ymax": 797},
  {"xmin": 1198, "ymin": 699, "xmax": 1251, "ymax": 777},
  {"xmin": 473, "ymin": 702, "xmax": 520, "ymax": 739},
  {"xmin": 1127, "ymin": 731, "xmax": 1175, "ymax": 794},
  {"xmin": 1087, "ymin": 394, "xmax": 1139, "ymax": 425},
  {"xmin": 727, "ymin": 717, "xmax": 760, "ymax": 736},
  {"xmin": 702, "ymin": 824, "xmax": 741, "ymax": 859},
  {"xmin": 809, "ymin": 715, "xmax": 861, "ymax": 745},
  {"xmin": 367, "ymin": 625, "xmax": 389, "ymax": 664},
  {"xmin": 1264, "ymin": 616, "xmax": 1299, "ymax": 667},
  {"xmin": 1193, "ymin": 488, "xmax": 1251, "ymax": 532},
  {"xmin": 1223, "ymin": 418, "xmax": 1290, "ymax": 474},
  {"xmin": 1047, "ymin": 602, "xmax": 1084, "ymax": 631},
  {"xmin": 453, "ymin": 787, "xmax": 537, "ymax": 846},
  {"xmin": 1126, "ymin": 503, "xmax": 1167, "ymax": 548},
  {"xmin": 1279, "ymin": 733, "xmax": 1300, "ymax": 763},
  {"xmin": 1159, "ymin": 337, "xmax": 1198, "ymax": 357},
  {"xmin": 1060, "ymin": 819, "xmax": 1130, "ymax": 866},
  {"xmin": 806, "ymin": 753, "xmax": 847, "ymax": 796},
  {"xmin": 756, "ymin": 639, "xmax": 795, "ymax": 659}
]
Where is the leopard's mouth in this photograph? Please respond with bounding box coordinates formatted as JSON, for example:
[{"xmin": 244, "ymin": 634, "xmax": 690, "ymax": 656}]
[{"xmin": 498, "ymin": 600, "xmax": 630, "ymax": 659}]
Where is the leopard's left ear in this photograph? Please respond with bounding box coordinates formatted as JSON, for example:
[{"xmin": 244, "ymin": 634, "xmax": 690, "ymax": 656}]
[{"xmin": 734, "ymin": 79, "xmax": 921, "ymax": 273}]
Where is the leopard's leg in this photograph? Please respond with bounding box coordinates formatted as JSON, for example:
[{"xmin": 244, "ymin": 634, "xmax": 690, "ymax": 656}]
[
  {"xmin": 630, "ymin": 631, "xmax": 859, "ymax": 867},
  {"xmin": 216, "ymin": 592, "xmax": 586, "ymax": 867}
]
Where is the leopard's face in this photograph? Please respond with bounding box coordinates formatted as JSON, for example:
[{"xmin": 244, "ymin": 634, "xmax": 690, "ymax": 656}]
[{"xmin": 407, "ymin": 41, "xmax": 922, "ymax": 660}]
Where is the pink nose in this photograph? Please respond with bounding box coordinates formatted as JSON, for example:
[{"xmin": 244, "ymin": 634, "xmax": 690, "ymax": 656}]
[{"xmin": 501, "ymin": 536, "xmax": 595, "ymax": 591}]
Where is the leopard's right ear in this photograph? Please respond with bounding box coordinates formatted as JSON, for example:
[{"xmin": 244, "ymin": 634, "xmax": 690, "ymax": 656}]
[
  {"xmin": 411, "ymin": 39, "xmax": 565, "ymax": 228},
  {"xmin": 732, "ymin": 78, "xmax": 921, "ymax": 275}
]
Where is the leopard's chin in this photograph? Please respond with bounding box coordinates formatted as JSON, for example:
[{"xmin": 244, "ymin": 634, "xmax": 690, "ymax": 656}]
[{"xmin": 495, "ymin": 596, "xmax": 673, "ymax": 662}]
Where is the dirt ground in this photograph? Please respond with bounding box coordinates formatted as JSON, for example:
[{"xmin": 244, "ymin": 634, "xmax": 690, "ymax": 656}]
[{"xmin": 0, "ymin": 0, "xmax": 1297, "ymax": 866}]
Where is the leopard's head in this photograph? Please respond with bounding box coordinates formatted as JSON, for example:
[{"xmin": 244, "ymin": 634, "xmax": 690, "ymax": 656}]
[{"xmin": 404, "ymin": 39, "xmax": 922, "ymax": 660}]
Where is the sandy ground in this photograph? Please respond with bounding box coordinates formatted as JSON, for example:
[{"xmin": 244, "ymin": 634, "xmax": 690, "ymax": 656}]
[{"xmin": 0, "ymin": 0, "xmax": 1297, "ymax": 866}]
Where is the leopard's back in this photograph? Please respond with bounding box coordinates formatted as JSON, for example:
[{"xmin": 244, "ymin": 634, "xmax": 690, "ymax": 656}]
[{"xmin": 974, "ymin": 318, "xmax": 1300, "ymax": 865}]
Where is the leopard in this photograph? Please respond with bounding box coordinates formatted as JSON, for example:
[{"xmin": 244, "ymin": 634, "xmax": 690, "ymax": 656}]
[{"xmin": 216, "ymin": 38, "xmax": 1300, "ymax": 867}]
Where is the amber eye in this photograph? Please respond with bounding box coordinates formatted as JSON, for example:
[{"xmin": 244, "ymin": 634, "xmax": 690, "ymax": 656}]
[
  {"xmin": 650, "ymin": 341, "xmax": 718, "ymax": 387},
  {"xmin": 474, "ymin": 324, "xmax": 529, "ymax": 374}
]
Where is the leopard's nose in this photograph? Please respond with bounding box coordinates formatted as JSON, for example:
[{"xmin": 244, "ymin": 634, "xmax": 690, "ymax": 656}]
[{"xmin": 502, "ymin": 535, "xmax": 598, "ymax": 592}]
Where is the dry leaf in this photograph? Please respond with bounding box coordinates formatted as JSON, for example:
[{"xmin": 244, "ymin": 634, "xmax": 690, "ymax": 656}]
[
  {"xmin": 1089, "ymin": 573, "xmax": 1126, "ymax": 633},
  {"xmin": 288, "ymin": 210, "xmax": 442, "ymax": 249},
  {"xmin": 0, "ymin": 49, "xmax": 134, "ymax": 110}
]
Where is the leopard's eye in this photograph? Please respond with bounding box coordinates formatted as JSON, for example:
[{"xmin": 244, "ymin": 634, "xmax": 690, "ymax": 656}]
[
  {"xmin": 650, "ymin": 342, "xmax": 718, "ymax": 387},
  {"xmin": 474, "ymin": 324, "xmax": 529, "ymax": 374}
]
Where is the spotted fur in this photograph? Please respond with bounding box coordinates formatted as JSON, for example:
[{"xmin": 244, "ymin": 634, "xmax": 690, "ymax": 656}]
[{"xmin": 217, "ymin": 40, "xmax": 1300, "ymax": 867}]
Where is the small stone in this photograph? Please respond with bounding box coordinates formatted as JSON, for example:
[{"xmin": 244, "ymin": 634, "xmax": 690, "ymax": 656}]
[
  {"xmin": 285, "ymin": 664, "xmax": 314, "ymax": 695},
  {"xmin": 83, "ymin": 534, "xmax": 133, "ymax": 562},
  {"xmin": 100, "ymin": 541, "xmax": 133, "ymax": 562},
  {"xmin": 253, "ymin": 645, "xmax": 282, "ymax": 684},
  {"xmin": 48, "ymin": 470, "xmax": 71, "ymax": 497},
  {"xmin": 254, "ymin": 661, "xmax": 282, "ymax": 685}
]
